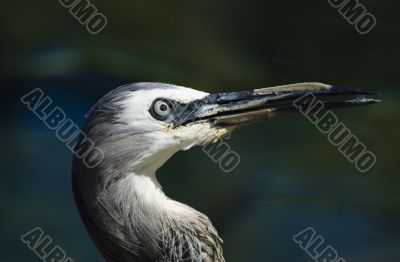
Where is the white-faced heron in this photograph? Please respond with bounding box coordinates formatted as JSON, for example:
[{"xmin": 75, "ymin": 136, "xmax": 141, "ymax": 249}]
[{"xmin": 72, "ymin": 82, "xmax": 379, "ymax": 262}]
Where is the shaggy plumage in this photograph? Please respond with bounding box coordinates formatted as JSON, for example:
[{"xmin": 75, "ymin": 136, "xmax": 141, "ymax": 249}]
[
  {"xmin": 72, "ymin": 83, "xmax": 225, "ymax": 262},
  {"xmin": 73, "ymin": 82, "xmax": 378, "ymax": 261}
]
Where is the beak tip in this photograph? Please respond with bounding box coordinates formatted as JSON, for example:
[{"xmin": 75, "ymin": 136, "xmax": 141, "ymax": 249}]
[{"xmin": 330, "ymin": 86, "xmax": 380, "ymax": 96}]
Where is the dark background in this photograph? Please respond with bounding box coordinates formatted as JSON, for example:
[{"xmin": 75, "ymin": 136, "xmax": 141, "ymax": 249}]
[{"xmin": 1, "ymin": 0, "xmax": 399, "ymax": 261}]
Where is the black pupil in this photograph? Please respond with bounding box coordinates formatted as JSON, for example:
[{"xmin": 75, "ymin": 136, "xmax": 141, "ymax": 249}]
[{"xmin": 160, "ymin": 104, "xmax": 168, "ymax": 112}]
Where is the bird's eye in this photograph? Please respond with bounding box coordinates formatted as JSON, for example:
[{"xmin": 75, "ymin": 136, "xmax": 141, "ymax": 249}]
[{"xmin": 150, "ymin": 99, "xmax": 174, "ymax": 120}]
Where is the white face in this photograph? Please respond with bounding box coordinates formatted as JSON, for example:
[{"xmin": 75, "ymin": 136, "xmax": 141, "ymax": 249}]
[{"xmin": 115, "ymin": 84, "xmax": 231, "ymax": 173}]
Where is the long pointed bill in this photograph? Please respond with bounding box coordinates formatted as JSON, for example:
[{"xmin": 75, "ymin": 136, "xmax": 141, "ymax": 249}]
[{"xmin": 175, "ymin": 83, "xmax": 380, "ymax": 128}]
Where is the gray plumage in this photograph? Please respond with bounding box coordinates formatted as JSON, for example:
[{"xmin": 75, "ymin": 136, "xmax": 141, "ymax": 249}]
[
  {"xmin": 72, "ymin": 83, "xmax": 224, "ymax": 262},
  {"xmin": 72, "ymin": 82, "xmax": 379, "ymax": 262}
]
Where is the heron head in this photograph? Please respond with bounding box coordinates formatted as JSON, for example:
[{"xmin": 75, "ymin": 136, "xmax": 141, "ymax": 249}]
[
  {"xmin": 81, "ymin": 82, "xmax": 379, "ymax": 175},
  {"xmin": 72, "ymin": 82, "xmax": 379, "ymax": 262}
]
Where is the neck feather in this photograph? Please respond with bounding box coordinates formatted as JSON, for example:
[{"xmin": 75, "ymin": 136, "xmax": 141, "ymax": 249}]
[{"xmin": 74, "ymin": 166, "xmax": 224, "ymax": 261}]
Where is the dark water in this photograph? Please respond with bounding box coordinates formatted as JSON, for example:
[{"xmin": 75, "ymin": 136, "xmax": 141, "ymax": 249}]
[{"xmin": 1, "ymin": 1, "xmax": 400, "ymax": 261}]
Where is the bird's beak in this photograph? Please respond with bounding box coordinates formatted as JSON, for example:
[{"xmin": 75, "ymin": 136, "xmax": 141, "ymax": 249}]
[{"xmin": 173, "ymin": 83, "xmax": 380, "ymax": 128}]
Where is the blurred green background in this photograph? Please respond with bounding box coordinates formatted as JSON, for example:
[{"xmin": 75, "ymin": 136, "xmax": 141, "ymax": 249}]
[{"xmin": 1, "ymin": 0, "xmax": 400, "ymax": 261}]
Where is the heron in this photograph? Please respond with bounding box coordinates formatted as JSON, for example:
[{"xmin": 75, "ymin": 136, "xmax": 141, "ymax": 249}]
[{"xmin": 72, "ymin": 82, "xmax": 379, "ymax": 262}]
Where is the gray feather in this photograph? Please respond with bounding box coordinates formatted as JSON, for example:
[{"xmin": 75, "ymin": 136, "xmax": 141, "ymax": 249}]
[{"xmin": 72, "ymin": 83, "xmax": 224, "ymax": 262}]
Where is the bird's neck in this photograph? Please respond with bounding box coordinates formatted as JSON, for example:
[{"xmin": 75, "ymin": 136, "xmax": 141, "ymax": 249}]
[
  {"xmin": 83, "ymin": 170, "xmax": 198, "ymax": 259},
  {"xmin": 73, "ymin": 151, "xmax": 224, "ymax": 261},
  {"xmin": 116, "ymin": 171, "xmax": 190, "ymax": 215}
]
